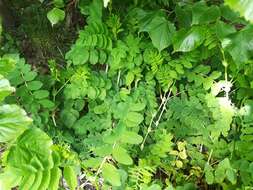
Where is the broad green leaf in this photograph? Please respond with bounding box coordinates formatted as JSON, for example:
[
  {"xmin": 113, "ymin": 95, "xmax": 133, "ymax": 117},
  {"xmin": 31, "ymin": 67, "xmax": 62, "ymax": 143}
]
[
  {"xmin": 102, "ymin": 163, "xmax": 121, "ymax": 186},
  {"xmin": 147, "ymin": 16, "xmax": 175, "ymax": 52},
  {"xmin": 7, "ymin": 128, "xmax": 53, "ymax": 169},
  {"xmin": 215, "ymin": 21, "xmax": 236, "ymax": 40},
  {"xmin": 87, "ymin": 0, "xmax": 103, "ymax": 21},
  {"xmin": 220, "ymin": 4, "xmax": 242, "ymax": 21},
  {"xmin": 121, "ymin": 131, "xmax": 143, "ymax": 144},
  {"xmin": 0, "ymin": 167, "xmax": 22, "ymax": 190},
  {"xmin": 137, "ymin": 9, "xmax": 165, "ymax": 32},
  {"xmin": 225, "ymin": 0, "xmax": 253, "ymax": 23},
  {"xmin": 0, "ymin": 75, "xmax": 15, "ymax": 102},
  {"xmin": 173, "ymin": 26, "xmax": 206, "ymax": 52},
  {"xmin": 0, "ymin": 105, "xmax": 31, "ymax": 142},
  {"xmin": 140, "ymin": 15, "xmax": 175, "ymax": 52},
  {"xmin": 192, "ymin": 2, "xmax": 220, "ymax": 25},
  {"xmin": 63, "ymin": 166, "xmax": 78, "ymax": 190},
  {"xmin": 175, "ymin": 5, "xmax": 192, "ymax": 28},
  {"xmin": 47, "ymin": 8, "xmax": 65, "ymax": 26},
  {"xmin": 137, "ymin": 9, "xmax": 175, "ymax": 51},
  {"xmin": 112, "ymin": 146, "xmax": 133, "ymax": 165},
  {"xmin": 223, "ymin": 25, "xmax": 253, "ymax": 65}
]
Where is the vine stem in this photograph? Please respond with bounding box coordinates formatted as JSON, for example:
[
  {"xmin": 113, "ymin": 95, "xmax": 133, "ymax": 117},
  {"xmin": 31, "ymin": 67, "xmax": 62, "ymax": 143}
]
[
  {"xmin": 81, "ymin": 127, "xmax": 117, "ymax": 188},
  {"xmin": 94, "ymin": 156, "xmax": 108, "ymax": 180},
  {"xmin": 221, "ymin": 48, "xmax": 229, "ymax": 99},
  {"xmin": 140, "ymin": 82, "xmax": 175, "ymax": 150},
  {"xmin": 20, "ymin": 72, "xmax": 33, "ymax": 96},
  {"xmin": 117, "ymin": 70, "xmax": 121, "ymax": 86},
  {"xmin": 155, "ymin": 87, "xmax": 173, "ymax": 127},
  {"xmin": 92, "ymin": 143, "xmax": 116, "ymax": 184},
  {"xmin": 53, "ymin": 78, "xmax": 70, "ymax": 100},
  {"xmin": 140, "ymin": 96, "xmax": 165, "ymax": 150},
  {"xmin": 207, "ymin": 149, "xmax": 213, "ymax": 164}
]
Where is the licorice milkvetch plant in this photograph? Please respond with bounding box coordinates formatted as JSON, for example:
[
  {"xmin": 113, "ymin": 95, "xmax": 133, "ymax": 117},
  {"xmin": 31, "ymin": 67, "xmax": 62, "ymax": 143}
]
[{"xmin": 0, "ymin": 0, "xmax": 253, "ymax": 189}]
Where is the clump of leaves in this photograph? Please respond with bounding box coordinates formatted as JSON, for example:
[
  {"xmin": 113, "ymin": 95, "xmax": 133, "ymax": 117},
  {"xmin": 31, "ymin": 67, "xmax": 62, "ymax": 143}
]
[{"xmin": 1, "ymin": 0, "xmax": 253, "ymax": 189}]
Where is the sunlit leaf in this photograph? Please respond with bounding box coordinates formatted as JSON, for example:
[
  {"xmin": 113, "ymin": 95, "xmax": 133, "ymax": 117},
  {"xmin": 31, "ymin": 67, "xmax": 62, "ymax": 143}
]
[{"xmin": 47, "ymin": 8, "xmax": 65, "ymax": 26}]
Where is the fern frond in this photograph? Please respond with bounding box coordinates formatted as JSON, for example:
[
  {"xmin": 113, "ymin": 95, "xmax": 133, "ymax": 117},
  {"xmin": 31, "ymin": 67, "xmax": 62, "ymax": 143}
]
[
  {"xmin": 129, "ymin": 165, "xmax": 155, "ymax": 189},
  {"xmin": 143, "ymin": 48, "xmax": 164, "ymax": 74},
  {"xmin": 149, "ymin": 129, "xmax": 173, "ymax": 158},
  {"xmin": 66, "ymin": 21, "xmax": 112, "ymax": 66}
]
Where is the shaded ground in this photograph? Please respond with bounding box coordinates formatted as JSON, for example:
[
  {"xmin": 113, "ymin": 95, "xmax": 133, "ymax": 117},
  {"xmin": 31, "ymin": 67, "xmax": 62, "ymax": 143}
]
[{"xmin": 1, "ymin": 0, "xmax": 84, "ymax": 71}]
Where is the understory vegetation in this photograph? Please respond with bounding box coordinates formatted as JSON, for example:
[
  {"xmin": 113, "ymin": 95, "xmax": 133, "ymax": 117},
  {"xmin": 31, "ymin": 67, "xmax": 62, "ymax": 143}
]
[{"xmin": 1, "ymin": 0, "xmax": 253, "ymax": 189}]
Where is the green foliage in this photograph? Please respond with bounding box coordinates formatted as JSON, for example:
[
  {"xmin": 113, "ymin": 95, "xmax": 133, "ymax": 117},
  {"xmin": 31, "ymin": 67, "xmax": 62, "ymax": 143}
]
[
  {"xmin": 47, "ymin": 8, "xmax": 65, "ymax": 26},
  {"xmin": 2, "ymin": 0, "xmax": 253, "ymax": 189},
  {"xmin": 6, "ymin": 55, "xmax": 55, "ymax": 129},
  {"xmin": 102, "ymin": 163, "xmax": 121, "ymax": 186},
  {"xmin": 65, "ymin": 21, "xmax": 112, "ymax": 66},
  {"xmin": 225, "ymin": 0, "xmax": 253, "ymax": 23},
  {"xmin": 0, "ymin": 75, "xmax": 31, "ymax": 143},
  {"xmin": 0, "ymin": 55, "xmax": 78, "ymax": 190},
  {"xmin": 173, "ymin": 26, "xmax": 206, "ymax": 52},
  {"xmin": 136, "ymin": 9, "xmax": 176, "ymax": 51},
  {"xmin": 63, "ymin": 166, "xmax": 78, "ymax": 190}
]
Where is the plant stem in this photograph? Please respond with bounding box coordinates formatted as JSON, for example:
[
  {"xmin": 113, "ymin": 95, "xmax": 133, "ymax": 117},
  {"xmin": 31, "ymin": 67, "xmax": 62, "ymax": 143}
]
[{"xmin": 141, "ymin": 82, "xmax": 175, "ymax": 150}]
